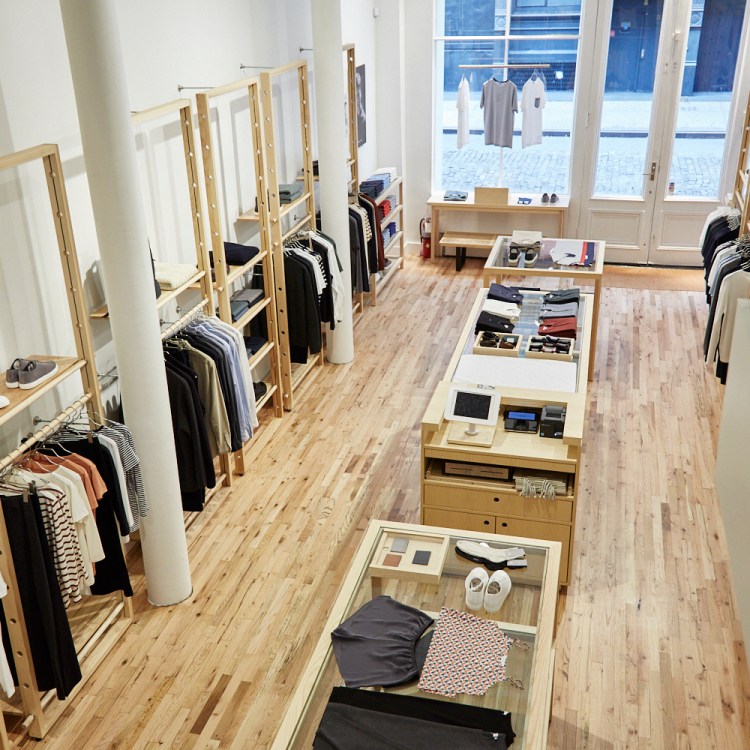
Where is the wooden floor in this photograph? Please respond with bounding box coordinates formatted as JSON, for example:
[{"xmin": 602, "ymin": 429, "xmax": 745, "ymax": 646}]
[{"xmin": 8, "ymin": 257, "xmax": 750, "ymax": 749}]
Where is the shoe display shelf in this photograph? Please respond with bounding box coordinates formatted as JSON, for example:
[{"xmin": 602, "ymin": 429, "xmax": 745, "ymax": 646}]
[
  {"xmin": 420, "ymin": 287, "xmax": 595, "ymax": 586},
  {"xmin": 0, "ymin": 143, "xmax": 132, "ymax": 744}
]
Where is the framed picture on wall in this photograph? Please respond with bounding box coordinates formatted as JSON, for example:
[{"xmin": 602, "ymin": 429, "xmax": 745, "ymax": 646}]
[{"xmin": 356, "ymin": 64, "xmax": 366, "ymax": 147}]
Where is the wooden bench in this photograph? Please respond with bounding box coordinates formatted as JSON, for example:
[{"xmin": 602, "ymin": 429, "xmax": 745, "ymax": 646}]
[{"xmin": 438, "ymin": 231, "xmax": 497, "ymax": 272}]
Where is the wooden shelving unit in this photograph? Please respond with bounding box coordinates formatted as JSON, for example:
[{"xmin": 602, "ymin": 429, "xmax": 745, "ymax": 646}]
[
  {"xmin": 370, "ymin": 173, "xmax": 405, "ymax": 303},
  {"xmin": 196, "ymin": 75, "xmax": 284, "ymax": 456},
  {"xmin": 733, "ymin": 91, "xmax": 750, "ymax": 232},
  {"xmin": 0, "ymin": 143, "xmax": 132, "ymax": 743},
  {"xmin": 260, "ymin": 60, "xmax": 323, "ymax": 412}
]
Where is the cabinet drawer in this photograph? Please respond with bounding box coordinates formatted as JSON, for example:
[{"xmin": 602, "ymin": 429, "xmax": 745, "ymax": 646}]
[
  {"xmin": 494, "ymin": 517, "xmax": 570, "ymax": 585},
  {"xmin": 423, "ymin": 508, "xmax": 496, "ymax": 534},
  {"xmin": 523, "ymin": 497, "xmax": 573, "ymax": 523},
  {"xmin": 424, "ymin": 482, "xmax": 527, "ymax": 518}
]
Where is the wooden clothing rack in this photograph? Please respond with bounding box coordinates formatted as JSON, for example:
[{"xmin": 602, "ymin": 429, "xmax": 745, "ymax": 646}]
[
  {"xmin": 0, "ymin": 144, "xmax": 132, "ymax": 742},
  {"xmin": 196, "ymin": 75, "xmax": 284, "ymax": 474},
  {"xmin": 260, "ymin": 60, "xmax": 323, "ymax": 412},
  {"xmin": 733, "ymin": 90, "xmax": 750, "ymax": 233}
]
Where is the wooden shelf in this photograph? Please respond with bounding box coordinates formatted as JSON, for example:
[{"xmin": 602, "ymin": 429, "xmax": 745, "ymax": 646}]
[
  {"xmin": 90, "ymin": 270, "xmax": 205, "ymax": 319},
  {"xmin": 236, "ymin": 208, "xmax": 260, "ymax": 222},
  {"xmin": 225, "ymin": 251, "xmax": 267, "ymax": 286},
  {"xmin": 383, "ymin": 230, "xmax": 404, "ymax": 258},
  {"xmin": 279, "ymin": 192, "xmax": 310, "ymax": 220},
  {"xmin": 376, "ymin": 257, "xmax": 403, "ymax": 292},
  {"xmin": 291, "ymin": 356, "xmax": 318, "ymax": 388},
  {"xmin": 248, "ymin": 340, "xmax": 275, "ymax": 371},
  {"xmin": 374, "ymin": 177, "xmax": 402, "ymax": 205},
  {"xmin": 231, "ymin": 296, "xmax": 272, "ymax": 330},
  {"xmin": 380, "ymin": 204, "xmax": 402, "ymax": 231},
  {"xmin": 0, "ymin": 356, "xmax": 85, "ymax": 429},
  {"xmin": 255, "ymin": 382, "xmax": 277, "ymax": 410}
]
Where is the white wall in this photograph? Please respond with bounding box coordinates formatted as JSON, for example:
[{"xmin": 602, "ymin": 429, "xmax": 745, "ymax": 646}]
[{"xmin": 0, "ymin": 0, "xmax": 299, "ymax": 457}]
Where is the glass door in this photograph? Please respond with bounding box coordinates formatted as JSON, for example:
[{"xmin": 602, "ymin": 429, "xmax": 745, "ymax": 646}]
[{"xmin": 577, "ymin": 0, "xmax": 749, "ymax": 264}]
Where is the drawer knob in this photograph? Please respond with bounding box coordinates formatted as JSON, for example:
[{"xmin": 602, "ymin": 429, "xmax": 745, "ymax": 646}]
[
  {"xmin": 501, "ymin": 522, "xmax": 508, "ymax": 528},
  {"xmin": 483, "ymin": 520, "xmax": 490, "ymax": 526},
  {"xmin": 493, "ymin": 497, "xmax": 500, "ymax": 502}
]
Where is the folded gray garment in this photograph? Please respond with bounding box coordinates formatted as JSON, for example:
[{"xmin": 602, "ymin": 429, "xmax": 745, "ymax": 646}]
[
  {"xmin": 540, "ymin": 302, "xmax": 579, "ymax": 318},
  {"xmin": 232, "ymin": 288, "xmax": 264, "ymax": 306},
  {"xmin": 230, "ymin": 299, "xmax": 250, "ymax": 321},
  {"xmin": 279, "ymin": 182, "xmax": 304, "ymax": 201}
]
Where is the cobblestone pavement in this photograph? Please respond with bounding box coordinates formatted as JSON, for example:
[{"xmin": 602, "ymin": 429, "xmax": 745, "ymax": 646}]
[{"xmin": 442, "ymin": 135, "xmax": 725, "ymax": 197}]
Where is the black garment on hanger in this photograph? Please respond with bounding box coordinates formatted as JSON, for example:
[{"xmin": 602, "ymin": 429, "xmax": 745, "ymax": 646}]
[
  {"xmin": 284, "ymin": 251, "xmax": 323, "ymax": 363},
  {"xmin": 0, "ymin": 492, "xmax": 82, "ymax": 700},
  {"xmin": 46, "ymin": 439, "xmax": 134, "ymax": 597},
  {"xmin": 348, "ymin": 210, "xmax": 370, "ymax": 292}
]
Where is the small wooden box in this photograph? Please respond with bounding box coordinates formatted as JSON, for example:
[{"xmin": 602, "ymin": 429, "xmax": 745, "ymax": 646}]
[
  {"xmin": 525, "ymin": 336, "xmax": 575, "ymax": 361},
  {"xmin": 369, "ymin": 531, "xmax": 449, "ymax": 585},
  {"xmin": 474, "ymin": 187, "xmax": 509, "ymax": 206},
  {"xmin": 473, "ymin": 331, "xmax": 522, "ymax": 357}
]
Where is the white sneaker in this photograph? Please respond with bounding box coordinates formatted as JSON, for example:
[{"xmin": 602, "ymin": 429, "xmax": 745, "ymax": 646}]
[
  {"xmin": 484, "ymin": 570, "xmax": 512, "ymax": 613},
  {"xmin": 0, "ymin": 395, "xmax": 8, "ymax": 409},
  {"xmin": 464, "ymin": 567, "xmax": 488, "ymax": 611}
]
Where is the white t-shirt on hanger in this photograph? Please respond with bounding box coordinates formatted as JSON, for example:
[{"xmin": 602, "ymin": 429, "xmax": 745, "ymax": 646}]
[
  {"xmin": 521, "ymin": 76, "xmax": 546, "ymax": 148},
  {"xmin": 0, "ymin": 572, "xmax": 14, "ymax": 698},
  {"xmin": 457, "ymin": 76, "xmax": 471, "ymax": 150}
]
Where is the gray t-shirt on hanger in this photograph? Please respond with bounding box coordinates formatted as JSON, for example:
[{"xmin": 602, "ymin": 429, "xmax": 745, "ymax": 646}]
[{"xmin": 480, "ymin": 79, "xmax": 518, "ymax": 148}]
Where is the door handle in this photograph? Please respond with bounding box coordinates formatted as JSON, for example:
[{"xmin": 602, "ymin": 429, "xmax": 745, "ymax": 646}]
[{"xmin": 643, "ymin": 162, "xmax": 657, "ymax": 181}]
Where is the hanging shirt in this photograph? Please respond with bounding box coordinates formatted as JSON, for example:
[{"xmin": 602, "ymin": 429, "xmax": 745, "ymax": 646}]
[
  {"xmin": 520, "ymin": 76, "xmax": 546, "ymax": 148},
  {"xmin": 479, "ymin": 79, "xmax": 517, "ymax": 148},
  {"xmin": 457, "ymin": 76, "xmax": 471, "ymax": 149}
]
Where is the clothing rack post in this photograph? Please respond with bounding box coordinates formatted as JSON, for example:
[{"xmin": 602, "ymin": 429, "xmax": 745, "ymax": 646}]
[
  {"xmin": 159, "ymin": 299, "xmax": 209, "ymax": 341},
  {"xmin": 196, "ymin": 74, "xmax": 285, "ymax": 477},
  {"xmin": 732, "ymin": 90, "xmax": 750, "ymax": 233},
  {"xmin": 260, "ymin": 60, "xmax": 323, "ymax": 412}
]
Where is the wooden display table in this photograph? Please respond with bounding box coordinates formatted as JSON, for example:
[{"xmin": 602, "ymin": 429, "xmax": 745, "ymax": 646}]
[
  {"xmin": 421, "ymin": 288, "xmax": 594, "ymax": 586},
  {"xmin": 483, "ymin": 236, "xmax": 605, "ymax": 382},
  {"xmin": 428, "ymin": 192, "xmax": 568, "ymax": 262},
  {"xmin": 271, "ymin": 519, "xmax": 561, "ymax": 749}
]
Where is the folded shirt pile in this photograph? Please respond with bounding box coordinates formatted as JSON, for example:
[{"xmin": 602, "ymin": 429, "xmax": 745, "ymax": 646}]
[
  {"xmin": 229, "ymin": 288, "xmax": 264, "ymax": 321},
  {"xmin": 279, "ymin": 182, "xmax": 304, "ymax": 204},
  {"xmin": 360, "ymin": 171, "xmax": 391, "ymax": 199},
  {"xmin": 153, "ymin": 261, "xmax": 198, "ymax": 291},
  {"xmin": 488, "ymin": 283, "xmax": 524, "ymax": 305},
  {"xmin": 210, "ymin": 242, "xmax": 260, "ymax": 269},
  {"xmin": 537, "ymin": 288, "xmax": 580, "ymax": 339},
  {"xmin": 482, "ymin": 298, "xmax": 521, "ymax": 321}
]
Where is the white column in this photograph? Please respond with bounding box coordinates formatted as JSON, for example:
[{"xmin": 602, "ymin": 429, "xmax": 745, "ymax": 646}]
[
  {"xmin": 59, "ymin": 0, "xmax": 191, "ymax": 606},
  {"xmin": 311, "ymin": 0, "xmax": 354, "ymax": 364}
]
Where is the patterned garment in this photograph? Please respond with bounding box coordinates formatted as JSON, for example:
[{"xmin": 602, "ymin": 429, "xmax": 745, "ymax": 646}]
[{"xmin": 418, "ymin": 607, "xmax": 515, "ymax": 697}]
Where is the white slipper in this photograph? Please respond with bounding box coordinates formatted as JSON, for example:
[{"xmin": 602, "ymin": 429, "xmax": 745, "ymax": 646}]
[
  {"xmin": 484, "ymin": 570, "xmax": 512, "ymax": 613},
  {"xmin": 464, "ymin": 567, "xmax": 488, "ymax": 611}
]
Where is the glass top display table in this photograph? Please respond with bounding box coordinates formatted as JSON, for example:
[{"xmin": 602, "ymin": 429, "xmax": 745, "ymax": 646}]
[
  {"xmin": 483, "ymin": 236, "xmax": 605, "ymax": 381},
  {"xmin": 271, "ymin": 519, "xmax": 561, "ymax": 749}
]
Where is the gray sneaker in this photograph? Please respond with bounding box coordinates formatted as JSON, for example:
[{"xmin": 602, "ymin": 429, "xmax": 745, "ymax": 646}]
[
  {"xmin": 18, "ymin": 360, "xmax": 59, "ymax": 390},
  {"xmin": 5, "ymin": 358, "xmax": 31, "ymax": 388}
]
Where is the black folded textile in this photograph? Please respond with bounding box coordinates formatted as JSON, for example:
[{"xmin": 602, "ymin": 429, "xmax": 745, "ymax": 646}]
[
  {"xmin": 210, "ymin": 242, "xmax": 260, "ymax": 268},
  {"xmin": 444, "ymin": 190, "xmax": 468, "ymax": 201},
  {"xmin": 328, "ymin": 687, "xmax": 515, "ymax": 746},
  {"xmin": 543, "ymin": 288, "xmax": 580, "ymax": 305},
  {"xmin": 244, "ymin": 336, "xmax": 267, "ymax": 356},
  {"xmin": 475, "ymin": 310, "xmax": 515, "ymax": 335},
  {"xmin": 488, "ymin": 283, "xmax": 524, "ymax": 305}
]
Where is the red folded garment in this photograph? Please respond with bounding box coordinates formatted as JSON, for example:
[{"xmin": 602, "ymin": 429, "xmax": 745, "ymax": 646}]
[{"xmin": 538, "ymin": 317, "xmax": 577, "ymax": 339}]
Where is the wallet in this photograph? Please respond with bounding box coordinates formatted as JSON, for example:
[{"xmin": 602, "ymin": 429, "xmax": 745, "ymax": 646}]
[
  {"xmin": 475, "ymin": 311, "xmax": 515, "ymax": 335},
  {"xmin": 488, "ymin": 283, "xmax": 524, "ymax": 305}
]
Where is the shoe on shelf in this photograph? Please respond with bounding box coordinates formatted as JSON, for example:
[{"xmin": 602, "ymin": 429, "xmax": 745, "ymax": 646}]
[
  {"xmin": 5, "ymin": 358, "xmax": 30, "ymax": 389},
  {"xmin": 18, "ymin": 360, "xmax": 58, "ymax": 390},
  {"xmin": 484, "ymin": 570, "xmax": 512, "ymax": 613},
  {"xmin": 541, "ymin": 193, "xmax": 550, "ymax": 204},
  {"xmin": 0, "ymin": 395, "xmax": 9, "ymax": 409},
  {"xmin": 523, "ymin": 247, "xmax": 539, "ymax": 267},
  {"xmin": 464, "ymin": 567, "xmax": 488, "ymax": 611},
  {"xmin": 550, "ymin": 193, "xmax": 559, "ymax": 204},
  {"xmin": 253, "ymin": 381, "xmax": 268, "ymax": 401},
  {"xmin": 456, "ymin": 540, "xmax": 525, "ymax": 570},
  {"xmin": 508, "ymin": 245, "xmax": 520, "ymax": 267}
]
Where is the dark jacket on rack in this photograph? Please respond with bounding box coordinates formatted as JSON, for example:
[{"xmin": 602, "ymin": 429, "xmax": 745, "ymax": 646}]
[
  {"xmin": 358, "ymin": 194, "xmax": 385, "ymax": 272},
  {"xmin": 348, "ymin": 211, "xmax": 370, "ymax": 293},
  {"xmin": 284, "ymin": 251, "xmax": 322, "ymax": 363}
]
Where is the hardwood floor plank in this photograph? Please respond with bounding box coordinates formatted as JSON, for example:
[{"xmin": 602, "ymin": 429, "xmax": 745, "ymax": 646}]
[{"xmin": 7, "ymin": 258, "xmax": 749, "ymax": 748}]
